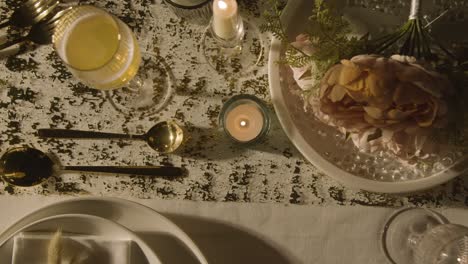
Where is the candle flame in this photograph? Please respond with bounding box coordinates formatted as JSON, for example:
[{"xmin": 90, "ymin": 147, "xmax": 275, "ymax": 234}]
[
  {"xmin": 217, "ymin": 0, "xmax": 228, "ymax": 10},
  {"xmin": 240, "ymin": 120, "xmax": 248, "ymax": 127}
]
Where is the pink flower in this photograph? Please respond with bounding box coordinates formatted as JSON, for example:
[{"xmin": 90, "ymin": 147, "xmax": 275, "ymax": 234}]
[{"xmin": 310, "ymin": 54, "xmax": 452, "ymax": 157}]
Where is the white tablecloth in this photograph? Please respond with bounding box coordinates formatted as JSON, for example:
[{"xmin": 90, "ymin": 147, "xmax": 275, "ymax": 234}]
[{"xmin": 0, "ymin": 196, "xmax": 467, "ymax": 264}]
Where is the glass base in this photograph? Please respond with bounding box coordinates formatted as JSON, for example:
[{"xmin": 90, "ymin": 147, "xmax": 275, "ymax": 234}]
[
  {"xmin": 201, "ymin": 19, "xmax": 264, "ymax": 77},
  {"xmin": 381, "ymin": 208, "xmax": 449, "ymax": 264},
  {"xmin": 105, "ymin": 52, "xmax": 173, "ymax": 118}
]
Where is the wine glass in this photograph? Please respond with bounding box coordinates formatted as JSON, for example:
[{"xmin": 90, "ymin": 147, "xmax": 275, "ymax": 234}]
[
  {"xmin": 53, "ymin": 5, "xmax": 172, "ymax": 117},
  {"xmin": 382, "ymin": 208, "xmax": 468, "ymax": 264}
]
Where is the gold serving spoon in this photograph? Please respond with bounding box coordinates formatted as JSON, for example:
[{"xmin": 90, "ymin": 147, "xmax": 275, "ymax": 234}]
[
  {"xmin": 38, "ymin": 121, "xmax": 184, "ymax": 153},
  {"xmin": 0, "ymin": 147, "xmax": 185, "ymax": 187}
]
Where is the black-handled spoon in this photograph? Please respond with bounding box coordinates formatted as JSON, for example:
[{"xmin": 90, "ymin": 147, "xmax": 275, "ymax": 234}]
[
  {"xmin": 38, "ymin": 121, "xmax": 184, "ymax": 153},
  {"xmin": 0, "ymin": 147, "xmax": 185, "ymax": 187}
]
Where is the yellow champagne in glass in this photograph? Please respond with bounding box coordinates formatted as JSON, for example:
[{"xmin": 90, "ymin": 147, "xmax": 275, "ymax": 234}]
[
  {"xmin": 54, "ymin": 5, "xmax": 173, "ymax": 117},
  {"xmin": 65, "ymin": 15, "xmax": 120, "ymax": 71},
  {"xmin": 54, "ymin": 6, "xmax": 141, "ymax": 90}
]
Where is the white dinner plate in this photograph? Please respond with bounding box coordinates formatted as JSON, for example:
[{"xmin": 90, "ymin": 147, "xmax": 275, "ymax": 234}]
[
  {"xmin": 268, "ymin": 0, "xmax": 468, "ymax": 193},
  {"xmin": 0, "ymin": 214, "xmax": 161, "ymax": 263},
  {"xmin": 0, "ymin": 197, "xmax": 208, "ymax": 264}
]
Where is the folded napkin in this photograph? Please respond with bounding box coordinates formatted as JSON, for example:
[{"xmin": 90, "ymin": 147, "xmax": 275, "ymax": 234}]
[{"xmin": 12, "ymin": 232, "xmax": 131, "ymax": 264}]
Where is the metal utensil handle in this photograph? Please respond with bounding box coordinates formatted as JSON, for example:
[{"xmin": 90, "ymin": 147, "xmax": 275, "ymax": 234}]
[
  {"xmin": 0, "ymin": 20, "xmax": 11, "ymax": 30},
  {"xmin": 63, "ymin": 166, "xmax": 185, "ymax": 177},
  {"xmin": 38, "ymin": 129, "xmax": 143, "ymax": 140},
  {"xmin": 0, "ymin": 36, "xmax": 25, "ymax": 50}
]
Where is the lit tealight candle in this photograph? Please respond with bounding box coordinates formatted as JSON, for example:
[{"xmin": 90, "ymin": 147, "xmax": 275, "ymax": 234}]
[
  {"xmin": 212, "ymin": 0, "xmax": 239, "ymax": 40},
  {"xmin": 220, "ymin": 95, "xmax": 270, "ymax": 144}
]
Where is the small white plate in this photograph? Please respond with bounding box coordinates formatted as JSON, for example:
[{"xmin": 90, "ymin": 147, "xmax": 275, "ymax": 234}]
[
  {"xmin": 0, "ymin": 214, "xmax": 161, "ymax": 263},
  {"xmin": 0, "ymin": 197, "xmax": 208, "ymax": 264}
]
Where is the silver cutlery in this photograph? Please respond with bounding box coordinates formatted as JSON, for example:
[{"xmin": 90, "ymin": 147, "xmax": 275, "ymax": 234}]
[
  {"xmin": 0, "ymin": 7, "xmax": 69, "ymax": 50},
  {"xmin": 0, "ymin": 0, "xmax": 60, "ymax": 30}
]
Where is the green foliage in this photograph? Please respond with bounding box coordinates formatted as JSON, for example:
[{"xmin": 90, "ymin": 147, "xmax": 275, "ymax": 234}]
[
  {"xmin": 259, "ymin": 0, "xmax": 287, "ymax": 41},
  {"xmin": 261, "ymin": 0, "xmax": 368, "ymax": 91},
  {"xmin": 283, "ymin": 46, "xmax": 311, "ymax": 67}
]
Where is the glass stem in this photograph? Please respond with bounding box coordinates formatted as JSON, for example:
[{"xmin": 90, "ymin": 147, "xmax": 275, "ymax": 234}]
[
  {"xmin": 124, "ymin": 75, "xmax": 143, "ymax": 93},
  {"xmin": 408, "ymin": 232, "xmax": 423, "ymax": 249},
  {"xmin": 407, "ymin": 221, "xmax": 441, "ymax": 250}
]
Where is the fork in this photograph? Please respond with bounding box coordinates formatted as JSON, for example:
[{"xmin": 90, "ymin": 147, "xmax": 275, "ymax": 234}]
[
  {"xmin": 0, "ymin": 7, "xmax": 69, "ymax": 50},
  {"xmin": 0, "ymin": 0, "xmax": 60, "ymax": 29}
]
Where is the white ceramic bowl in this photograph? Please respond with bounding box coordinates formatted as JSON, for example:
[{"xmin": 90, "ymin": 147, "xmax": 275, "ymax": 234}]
[{"xmin": 268, "ymin": 0, "xmax": 468, "ymax": 193}]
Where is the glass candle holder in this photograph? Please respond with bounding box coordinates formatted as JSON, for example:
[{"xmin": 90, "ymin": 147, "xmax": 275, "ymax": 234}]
[
  {"xmin": 201, "ymin": 0, "xmax": 264, "ymax": 77},
  {"xmin": 219, "ymin": 94, "xmax": 270, "ymax": 144},
  {"xmin": 210, "ymin": 0, "xmax": 244, "ymax": 47},
  {"xmin": 165, "ymin": 0, "xmax": 212, "ymax": 25}
]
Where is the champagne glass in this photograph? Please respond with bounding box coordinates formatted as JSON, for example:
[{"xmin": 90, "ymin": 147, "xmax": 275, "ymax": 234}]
[
  {"xmin": 53, "ymin": 5, "xmax": 172, "ymax": 117},
  {"xmin": 382, "ymin": 208, "xmax": 468, "ymax": 264}
]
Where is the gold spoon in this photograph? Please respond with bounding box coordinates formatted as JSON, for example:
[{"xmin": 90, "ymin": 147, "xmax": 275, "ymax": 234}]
[
  {"xmin": 38, "ymin": 121, "xmax": 184, "ymax": 153},
  {"xmin": 0, "ymin": 147, "xmax": 185, "ymax": 187}
]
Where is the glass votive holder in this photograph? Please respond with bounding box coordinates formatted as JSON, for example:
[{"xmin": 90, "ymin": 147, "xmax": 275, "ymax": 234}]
[
  {"xmin": 201, "ymin": 0, "xmax": 264, "ymax": 77},
  {"xmin": 219, "ymin": 94, "xmax": 270, "ymax": 145},
  {"xmin": 209, "ymin": 0, "xmax": 244, "ymax": 48},
  {"xmin": 164, "ymin": 0, "xmax": 212, "ymax": 25}
]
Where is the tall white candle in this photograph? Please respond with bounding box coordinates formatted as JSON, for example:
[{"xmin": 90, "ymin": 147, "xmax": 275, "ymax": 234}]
[
  {"xmin": 225, "ymin": 104, "xmax": 264, "ymax": 142},
  {"xmin": 212, "ymin": 0, "xmax": 239, "ymax": 39}
]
